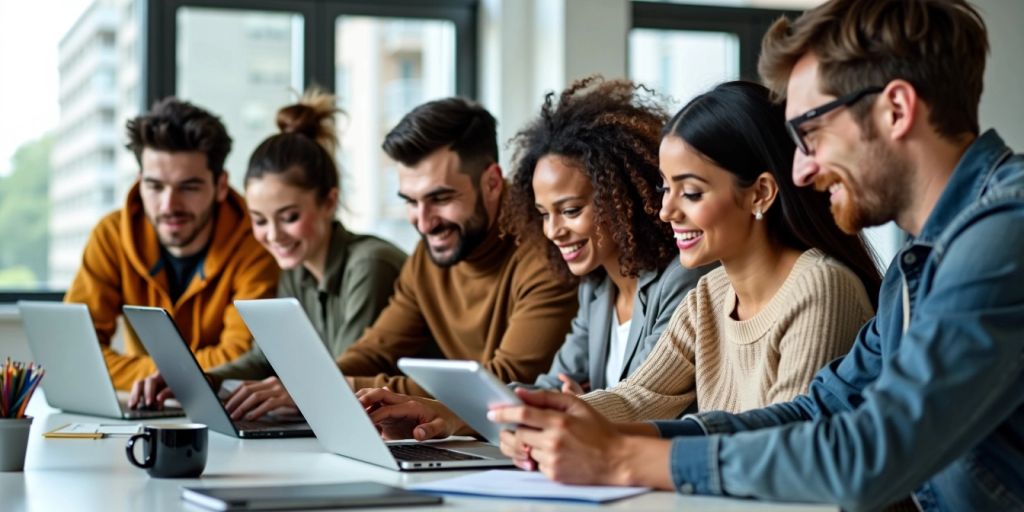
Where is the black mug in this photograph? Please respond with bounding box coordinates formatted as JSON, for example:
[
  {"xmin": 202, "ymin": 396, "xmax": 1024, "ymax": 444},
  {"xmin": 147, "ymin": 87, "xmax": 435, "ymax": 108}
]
[{"xmin": 125, "ymin": 423, "xmax": 208, "ymax": 478}]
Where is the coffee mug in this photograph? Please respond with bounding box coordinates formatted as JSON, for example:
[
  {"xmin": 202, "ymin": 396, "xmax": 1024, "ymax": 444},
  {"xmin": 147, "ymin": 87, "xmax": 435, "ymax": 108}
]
[{"xmin": 125, "ymin": 423, "xmax": 208, "ymax": 478}]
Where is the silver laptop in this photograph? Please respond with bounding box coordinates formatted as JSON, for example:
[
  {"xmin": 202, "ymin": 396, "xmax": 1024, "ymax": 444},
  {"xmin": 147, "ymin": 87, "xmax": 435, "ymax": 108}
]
[
  {"xmin": 16, "ymin": 301, "xmax": 184, "ymax": 419},
  {"xmin": 234, "ymin": 298, "xmax": 513, "ymax": 470},
  {"xmin": 121, "ymin": 305, "xmax": 313, "ymax": 439}
]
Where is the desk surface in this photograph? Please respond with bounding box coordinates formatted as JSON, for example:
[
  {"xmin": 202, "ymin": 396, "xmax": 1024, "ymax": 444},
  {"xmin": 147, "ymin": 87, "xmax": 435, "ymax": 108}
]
[{"xmin": 1, "ymin": 398, "xmax": 836, "ymax": 512}]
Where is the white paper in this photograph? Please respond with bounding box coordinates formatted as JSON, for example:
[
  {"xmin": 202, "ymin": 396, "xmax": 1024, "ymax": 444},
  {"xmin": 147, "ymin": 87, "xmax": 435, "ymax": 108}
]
[
  {"xmin": 60, "ymin": 423, "xmax": 141, "ymax": 435},
  {"xmin": 409, "ymin": 470, "xmax": 649, "ymax": 503}
]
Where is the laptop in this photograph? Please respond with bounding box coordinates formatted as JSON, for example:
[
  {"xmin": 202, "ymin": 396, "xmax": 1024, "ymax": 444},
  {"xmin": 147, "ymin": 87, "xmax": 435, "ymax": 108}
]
[
  {"xmin": 121, "ymin": 305, "xmax": 313, "ymax": 439},
  {"xmin": 16, "ymin": 301, "xmax": 184, "ymax": 419},
  {"xmin": 234, "ymin": 298, "xmax": 514, "ymax": 470}
]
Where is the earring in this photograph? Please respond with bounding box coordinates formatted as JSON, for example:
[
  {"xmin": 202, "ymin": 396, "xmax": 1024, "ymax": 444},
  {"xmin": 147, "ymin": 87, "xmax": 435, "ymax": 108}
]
[{"xmin": 754, "ymin": 209, "xmax": 763, "ymax": 220}]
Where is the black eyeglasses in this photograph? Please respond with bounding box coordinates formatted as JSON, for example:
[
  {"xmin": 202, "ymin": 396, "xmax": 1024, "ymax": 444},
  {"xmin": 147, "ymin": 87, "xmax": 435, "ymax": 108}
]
[{"xmin": 785, "ymin": 86, "xmax": 884, "ymax": 155}]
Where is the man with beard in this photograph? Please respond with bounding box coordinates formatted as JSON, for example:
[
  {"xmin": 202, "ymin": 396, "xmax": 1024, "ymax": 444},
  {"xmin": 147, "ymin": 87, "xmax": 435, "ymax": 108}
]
[
  {"xmin": 484, "ymin": 1, "xmax": 1024, "ymax": 511},
  {"xmin": 333, "ymin": 97, "xmax": 579, "ymax": 397},
  {"xmin": 65, "ymin": 98, "xmax": 278, "ymax": 390}
]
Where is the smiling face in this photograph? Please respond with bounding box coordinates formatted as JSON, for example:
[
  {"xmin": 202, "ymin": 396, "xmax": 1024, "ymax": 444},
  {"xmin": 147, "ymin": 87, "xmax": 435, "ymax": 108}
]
[
  {"xmin": 138, "ymin": 149, "xmax": 228, "ymax": 257},
  {"xmin": 658, "ymin": 136, "xmax": 759, "ymax": 269},
  {"xmin": 531, "ymin": 155, "xmax": 617, "ymax": 277},
  {"xmin": 787, "ymin": 53, "xmax": 910, "ymax": 233},
  {"xmin": 246, "ymin": 174, "xmax": 336, "ymax": 279},
  {"xmin": 397, "ymin": 147, "xmax": 501, "ymax": 267}
]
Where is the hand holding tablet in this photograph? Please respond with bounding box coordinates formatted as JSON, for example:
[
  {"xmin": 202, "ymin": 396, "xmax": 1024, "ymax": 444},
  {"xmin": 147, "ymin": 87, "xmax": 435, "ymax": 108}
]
[{"xmin": 397, "ymin": 358, "xmax": 522, "ymax": 443}]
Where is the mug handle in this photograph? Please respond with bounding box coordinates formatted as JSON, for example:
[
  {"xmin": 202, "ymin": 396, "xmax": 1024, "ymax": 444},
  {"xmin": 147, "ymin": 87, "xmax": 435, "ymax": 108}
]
[{"xmin": 125, "ymin": 432, "xmax": 154, "ymax": 469}]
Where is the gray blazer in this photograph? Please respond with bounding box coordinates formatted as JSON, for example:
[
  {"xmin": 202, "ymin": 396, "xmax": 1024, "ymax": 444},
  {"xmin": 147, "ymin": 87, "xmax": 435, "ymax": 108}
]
[{"xmin": 532, "ymin": 260, "xmax": 712, "ymax": 391}]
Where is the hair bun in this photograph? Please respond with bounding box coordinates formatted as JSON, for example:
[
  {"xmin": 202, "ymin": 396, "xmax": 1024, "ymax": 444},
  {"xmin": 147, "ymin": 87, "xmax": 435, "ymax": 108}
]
[{"xmin": 275, "ymin": 88, "xmax": 342, "ymax": 158}]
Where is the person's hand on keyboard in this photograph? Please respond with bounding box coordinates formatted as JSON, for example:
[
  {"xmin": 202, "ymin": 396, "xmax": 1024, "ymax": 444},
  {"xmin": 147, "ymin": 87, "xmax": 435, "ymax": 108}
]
[
  {"xmin": 223, "ymin": 376, "xmax": 297, "ymax": 421},
  {"xmin": 356, "ymin": 387, "xmax": 466, "ymax": 441},
  {"xmin": 129, "ymin": 372, "xmax": 173, "ymax": 410}
]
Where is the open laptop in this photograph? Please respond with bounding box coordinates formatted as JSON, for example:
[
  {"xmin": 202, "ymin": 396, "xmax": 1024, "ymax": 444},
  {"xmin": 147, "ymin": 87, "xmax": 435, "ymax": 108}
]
[
  {"xmin": 16, "ymin": 301, "xmax": 184, "ymax": 419},
  {"xmin": 234, "ymin": 298, "xmax": 513, "ymax": 470},
  {"xmin": 121, "ymin": 305, "xmax": 313, "ymax": 439}
]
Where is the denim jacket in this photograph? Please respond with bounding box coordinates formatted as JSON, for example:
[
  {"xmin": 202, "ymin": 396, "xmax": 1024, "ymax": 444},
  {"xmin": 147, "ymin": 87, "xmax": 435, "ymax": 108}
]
[{"xmin": 654, "ymin": 130, "xmax": 1024, "ymax": 512}]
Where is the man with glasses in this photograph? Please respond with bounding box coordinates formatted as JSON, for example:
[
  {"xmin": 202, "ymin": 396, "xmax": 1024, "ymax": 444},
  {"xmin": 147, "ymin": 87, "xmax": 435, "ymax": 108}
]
[{"xmin": 486, "ymin": 1, "xmax": 1024, "ymax": 510}]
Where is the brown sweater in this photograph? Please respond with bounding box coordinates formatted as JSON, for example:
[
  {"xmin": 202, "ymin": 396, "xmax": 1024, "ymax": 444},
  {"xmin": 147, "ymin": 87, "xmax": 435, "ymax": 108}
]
[
  {"xmin": 337, "ymin": 225, "xmax": 579, "ymax": 396},
  {"xmin": 584, "ymin": 249, "xmax": 873, "ymax": 421}
]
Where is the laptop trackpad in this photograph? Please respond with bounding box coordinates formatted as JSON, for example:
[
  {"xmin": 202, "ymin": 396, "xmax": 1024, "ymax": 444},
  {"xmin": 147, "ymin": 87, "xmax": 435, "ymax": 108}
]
[{"xmin": 428, "ymin": 439, "xmax": 507, "ymax": 459}]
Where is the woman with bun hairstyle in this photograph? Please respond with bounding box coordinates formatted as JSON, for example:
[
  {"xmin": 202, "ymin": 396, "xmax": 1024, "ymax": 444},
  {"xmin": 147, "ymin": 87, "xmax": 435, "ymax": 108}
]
[{"xmin": 131, "ymin": 90, "xmax": 406, "ymax": 419}]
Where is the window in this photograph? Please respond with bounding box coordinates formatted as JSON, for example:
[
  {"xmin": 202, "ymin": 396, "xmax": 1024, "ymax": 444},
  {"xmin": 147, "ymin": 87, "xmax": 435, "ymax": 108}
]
[
  {"xmin": 0, "ymin": 0, "xmax": 474, "ymax": 299},
  {"xmin": 0, "ymin": 0, "xmax": 133, "ymax": 295},
  {"xmin": 175, "ymin": 6, "xmax": 305, "ymax": 191},
  {"xmin": 630, "ymin": 2, "xmax": 800, "ymax": 109},
  {"xmin": 149, "ymin": 0, "xmax": 476, "ymax": 253},
  {"xmin": 630, "ymin": 28, "xmax": 739, "ymax": 112},
  {"xmin": 334, "ymin": 16, "xmax": 456, "ymax": 251}
]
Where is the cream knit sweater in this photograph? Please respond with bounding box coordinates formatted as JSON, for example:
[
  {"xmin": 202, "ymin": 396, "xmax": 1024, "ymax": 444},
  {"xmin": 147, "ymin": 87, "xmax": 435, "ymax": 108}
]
[{"xmin": 583, "ymin": 249, "xmax": 873, "ymax": 421}]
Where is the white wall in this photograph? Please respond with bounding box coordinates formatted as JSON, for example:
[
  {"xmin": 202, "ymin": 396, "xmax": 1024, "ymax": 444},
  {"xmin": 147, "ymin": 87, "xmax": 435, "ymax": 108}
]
[
  {"xmin": 976, "ymin": 0, "xmax": 1024, "ymax": 148},
  {"xmin": 0, "ymin": 309, "xmax": 33, "ymax": 362},
  {"xmin": 479, "ymin": 0, "xmax": 629, "ymax": 171}
]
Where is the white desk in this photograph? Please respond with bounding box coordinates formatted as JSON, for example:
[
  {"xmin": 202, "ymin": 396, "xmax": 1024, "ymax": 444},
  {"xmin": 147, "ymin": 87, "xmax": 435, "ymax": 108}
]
[{"xmin": 1, "ymin": 399, "xmax": 836, "ymax": 512}]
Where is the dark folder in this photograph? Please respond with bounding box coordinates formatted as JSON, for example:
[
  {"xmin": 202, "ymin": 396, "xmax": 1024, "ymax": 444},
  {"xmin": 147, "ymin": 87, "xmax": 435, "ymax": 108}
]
[{"xmin": 181, "ymin": 481, "xmax": 442, "ymax": 511}]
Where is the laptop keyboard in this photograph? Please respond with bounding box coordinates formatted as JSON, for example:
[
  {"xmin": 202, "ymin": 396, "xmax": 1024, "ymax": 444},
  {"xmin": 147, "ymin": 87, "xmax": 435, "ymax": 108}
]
[
  {"xmin": 389, "ymin": 444, "xmax": 484, "ymax": 462},
  {"xmin": 234, "ymin": 419, "xmax": 309, "ymax": 431}
]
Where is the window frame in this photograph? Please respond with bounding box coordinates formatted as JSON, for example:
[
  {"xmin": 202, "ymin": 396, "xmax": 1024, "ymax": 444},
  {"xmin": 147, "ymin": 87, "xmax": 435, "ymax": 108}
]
[
  {"xmin": 630, "ymin": 1, "xmax": 801, "ymax": 83},
  {"xmin": 144, "ymin": 0, "xmax": 478, "ymax": 106}
]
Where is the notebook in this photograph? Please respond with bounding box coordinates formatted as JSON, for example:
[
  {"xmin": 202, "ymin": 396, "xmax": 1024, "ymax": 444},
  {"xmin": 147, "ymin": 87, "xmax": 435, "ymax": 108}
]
[
  {"xmin": 16, "ymin": 301, "xmax": 184, "ymax": 419},
  {"xmin": 181, "ymin": 482, "xmax": 441, "ymax": 511},
  {"xmin": 122, "ymin": 306, "xmax": 313, "ymax": 439},
  {"xmin": 235, "ymin": 297, "xmax": 514, "ymax": 470},
  {"xmin": 409, "ymin": 469, "xmax": 650, "ymax": 503}
]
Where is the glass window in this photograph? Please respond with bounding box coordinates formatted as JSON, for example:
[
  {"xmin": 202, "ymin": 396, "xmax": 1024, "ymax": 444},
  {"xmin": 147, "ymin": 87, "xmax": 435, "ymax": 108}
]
[
  {"xmin": 334, "ymin": 16, "xmax": 456, "ymax": 252},
  {"xmin": 0, "ymin": 0, "xmax": 134, "ymax": 291},
  {"xmin": 176, "ymin": 7, "xmax": 304, "ymax": 192},
  {"xmin": 629, "ymin": 28, "xmax": 740, "ymax": 112}
]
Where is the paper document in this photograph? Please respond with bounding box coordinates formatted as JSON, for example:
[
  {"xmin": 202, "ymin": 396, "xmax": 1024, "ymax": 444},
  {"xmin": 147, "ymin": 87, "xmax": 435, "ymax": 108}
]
[
  {"xmin": 43, "ymin": 423, "xmax": 142, "ymax": 439},
  {"xmin": 409, "ymin": 470, "xmax": 649, "ymax": 503}
]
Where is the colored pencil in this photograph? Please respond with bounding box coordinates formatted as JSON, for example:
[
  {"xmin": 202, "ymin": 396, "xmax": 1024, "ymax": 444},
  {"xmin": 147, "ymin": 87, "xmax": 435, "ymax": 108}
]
[{"xmin": 1, "ymin": 359, "xmax": 44, "ymax": 419}]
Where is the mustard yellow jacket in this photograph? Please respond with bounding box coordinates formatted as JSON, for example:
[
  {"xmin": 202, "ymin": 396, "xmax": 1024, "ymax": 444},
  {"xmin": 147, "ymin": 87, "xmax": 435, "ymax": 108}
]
[{"xmin": 65, "ymin": 182, "xmax": 279, "ymax": 390}]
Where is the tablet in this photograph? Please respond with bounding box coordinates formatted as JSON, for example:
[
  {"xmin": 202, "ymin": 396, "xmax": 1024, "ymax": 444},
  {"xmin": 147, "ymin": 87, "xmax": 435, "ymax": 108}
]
[{"xmin": 397, "ymin": 358, "xmax": 521, "ymax": 444}]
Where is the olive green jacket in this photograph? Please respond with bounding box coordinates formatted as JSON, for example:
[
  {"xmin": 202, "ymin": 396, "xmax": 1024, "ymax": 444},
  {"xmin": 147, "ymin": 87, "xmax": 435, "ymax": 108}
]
[{"xmin": 210, "ymin": 222, "xmax": 406, "ymax": 380}]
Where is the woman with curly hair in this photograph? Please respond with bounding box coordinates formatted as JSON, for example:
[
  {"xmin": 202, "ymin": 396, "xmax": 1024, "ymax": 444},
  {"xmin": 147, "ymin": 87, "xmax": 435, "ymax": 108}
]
[{"xmin": 502, "ymin": 77, "xmax": 713, "ymax": 394}]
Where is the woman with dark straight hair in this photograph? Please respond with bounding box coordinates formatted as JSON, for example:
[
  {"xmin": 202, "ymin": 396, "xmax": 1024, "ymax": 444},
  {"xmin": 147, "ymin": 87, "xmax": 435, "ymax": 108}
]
[{"xmin": 663, "ymin": 81, "xmax": 880, "ymax": 304}]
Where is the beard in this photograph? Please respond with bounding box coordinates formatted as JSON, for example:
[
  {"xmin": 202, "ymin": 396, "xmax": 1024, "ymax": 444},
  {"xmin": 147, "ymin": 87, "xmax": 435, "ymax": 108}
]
[
  {"xmin": 421, "ymin": 194, "xmax": 490, "ymax": 267},
  {"xmin": 814, "ymin": 135, "xmax": 911, "ymax": 234},
  {"xmin": 150, "ymin": 203, "xmax": 216, "ymax": 251}
]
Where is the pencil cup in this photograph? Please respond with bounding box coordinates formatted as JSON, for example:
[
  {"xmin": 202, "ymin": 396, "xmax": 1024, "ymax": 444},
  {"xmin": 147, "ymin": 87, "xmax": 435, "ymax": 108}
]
[{"xmin": 0, "ymin": 416, "xmax": 33, "ymax": 471}]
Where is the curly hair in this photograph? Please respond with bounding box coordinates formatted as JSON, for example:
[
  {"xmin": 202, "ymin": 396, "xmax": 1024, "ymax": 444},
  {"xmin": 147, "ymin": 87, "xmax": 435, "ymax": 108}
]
[{"xmin": 502, "ymin": 76, "xmax": 676, "ymax": 282}]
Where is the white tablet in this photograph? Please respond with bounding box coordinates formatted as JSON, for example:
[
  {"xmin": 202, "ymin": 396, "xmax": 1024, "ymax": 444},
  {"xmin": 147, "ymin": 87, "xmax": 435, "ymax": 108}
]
[{"xmin": 397, "ymin": 358, "xmax": 521, "ymax": 444}]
